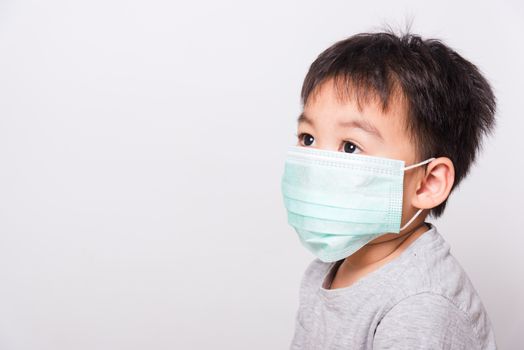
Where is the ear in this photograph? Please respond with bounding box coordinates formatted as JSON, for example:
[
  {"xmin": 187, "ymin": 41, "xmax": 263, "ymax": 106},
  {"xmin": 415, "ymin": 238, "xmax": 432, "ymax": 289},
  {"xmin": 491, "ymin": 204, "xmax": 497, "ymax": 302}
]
[{"xmin": 411, "ymin": 157, "xmax": 455, "ymax": 210}]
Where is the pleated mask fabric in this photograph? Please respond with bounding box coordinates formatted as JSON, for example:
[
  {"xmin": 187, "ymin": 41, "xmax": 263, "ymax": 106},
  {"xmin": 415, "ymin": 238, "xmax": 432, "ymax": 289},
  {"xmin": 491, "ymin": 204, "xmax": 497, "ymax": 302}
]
[{"xmin": 281, "ymin": 145, "xmax": 433, "ymax": 262}]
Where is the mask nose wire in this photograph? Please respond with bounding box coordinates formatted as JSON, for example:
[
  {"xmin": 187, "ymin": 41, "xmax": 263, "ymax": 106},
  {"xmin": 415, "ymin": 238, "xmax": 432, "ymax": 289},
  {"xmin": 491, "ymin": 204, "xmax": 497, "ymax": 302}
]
[{"xmin": 403, "ymin": 157, "xmax": 436, "ymax": 171}]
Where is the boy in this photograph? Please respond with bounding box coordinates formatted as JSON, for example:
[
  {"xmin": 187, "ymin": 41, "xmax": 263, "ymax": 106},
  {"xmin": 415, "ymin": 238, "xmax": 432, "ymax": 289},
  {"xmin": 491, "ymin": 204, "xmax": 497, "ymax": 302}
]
[{"xmin": 281, "ymin": 30, "xmax": 497, "ymax": 349}]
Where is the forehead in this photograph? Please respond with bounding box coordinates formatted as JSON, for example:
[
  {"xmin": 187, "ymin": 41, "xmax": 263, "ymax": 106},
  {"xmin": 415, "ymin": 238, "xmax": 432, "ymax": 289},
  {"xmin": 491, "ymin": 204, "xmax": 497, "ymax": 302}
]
[{"xmin": 301, "ymin": 78, "xmax": 410, "ymax": 140}]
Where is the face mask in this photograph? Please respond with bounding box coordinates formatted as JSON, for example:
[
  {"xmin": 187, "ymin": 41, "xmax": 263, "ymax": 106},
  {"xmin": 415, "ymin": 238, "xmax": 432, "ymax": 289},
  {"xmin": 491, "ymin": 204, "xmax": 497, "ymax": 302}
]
[{"xmin": 280, "ymin": 145, "xmax": 435, "ymax": 263}]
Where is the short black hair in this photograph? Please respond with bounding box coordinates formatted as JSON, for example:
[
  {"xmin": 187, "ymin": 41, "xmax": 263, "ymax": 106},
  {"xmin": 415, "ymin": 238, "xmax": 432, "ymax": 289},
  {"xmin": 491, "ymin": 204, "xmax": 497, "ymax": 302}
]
[{"xmin": 300, "ymin": 29, "xmax": 496, "ymax": 218}]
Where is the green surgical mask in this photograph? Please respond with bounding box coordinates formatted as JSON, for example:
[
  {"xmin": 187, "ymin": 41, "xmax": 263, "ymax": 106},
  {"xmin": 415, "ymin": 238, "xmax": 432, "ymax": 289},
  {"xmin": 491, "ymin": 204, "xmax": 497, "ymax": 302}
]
[{"xmin": 280, "ymin": 145, "xmax": 435, "ymax": 263}]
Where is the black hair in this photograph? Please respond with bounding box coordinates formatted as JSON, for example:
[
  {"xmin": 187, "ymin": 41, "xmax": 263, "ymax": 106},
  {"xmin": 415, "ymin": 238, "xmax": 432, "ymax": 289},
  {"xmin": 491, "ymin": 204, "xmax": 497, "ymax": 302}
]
[{"xmin": 300, "ymin": 29, "xmax": 497, "ymax": 218}]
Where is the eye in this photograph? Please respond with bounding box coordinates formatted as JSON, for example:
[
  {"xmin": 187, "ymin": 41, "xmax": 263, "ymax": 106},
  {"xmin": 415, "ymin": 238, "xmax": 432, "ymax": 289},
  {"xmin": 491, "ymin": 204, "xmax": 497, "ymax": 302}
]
[
  {"xmin": 298, "ymin": 133, "xmax": 315, "ymax": 146},
  {"xmin": 342, "ymin": 141, "xmax": 362, "ymax": 154}
]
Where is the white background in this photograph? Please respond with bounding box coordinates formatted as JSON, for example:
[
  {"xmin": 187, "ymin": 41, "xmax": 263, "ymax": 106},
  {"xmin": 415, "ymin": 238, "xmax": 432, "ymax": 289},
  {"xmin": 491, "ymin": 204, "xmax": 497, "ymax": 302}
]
[{"xmin": 0, "ymin": 0, "xmax": 522, "ymax": 349}]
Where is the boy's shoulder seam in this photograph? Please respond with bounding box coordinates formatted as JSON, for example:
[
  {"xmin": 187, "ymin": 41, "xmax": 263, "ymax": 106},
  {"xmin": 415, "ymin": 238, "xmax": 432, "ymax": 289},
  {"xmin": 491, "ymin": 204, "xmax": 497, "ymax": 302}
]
[{"xmin": 384, "ymin": 291, "xmax": 482, "ymax": 348}]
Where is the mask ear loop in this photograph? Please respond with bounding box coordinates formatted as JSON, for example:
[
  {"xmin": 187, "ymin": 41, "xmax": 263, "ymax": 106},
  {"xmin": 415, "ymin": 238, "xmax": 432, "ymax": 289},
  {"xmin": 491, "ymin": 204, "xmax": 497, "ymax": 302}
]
[
  {"xmin": 403, "ymin": 157, "xmax": 436, "ymax": 171},
  {"xmin": 399, "ymin": 208, "xmax": 424, "ymax": 231},
  {"xmin": 399, "ymin": 157, "xmax": 436, "ymax": 231}
]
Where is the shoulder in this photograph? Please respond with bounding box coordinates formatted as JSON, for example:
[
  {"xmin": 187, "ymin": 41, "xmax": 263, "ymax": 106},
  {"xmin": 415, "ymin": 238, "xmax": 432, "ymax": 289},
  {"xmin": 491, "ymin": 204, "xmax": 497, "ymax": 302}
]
[
  {"xmin": 389, "ymin": 226, "xmax": 484, "ymax": 313},
  {"xmin": 375, "ymin": 226, "xmax": 497, "ymax": 349},
  {"xmin": 374, "ymin": 292, "xmax": 483, "ymax": 349}
]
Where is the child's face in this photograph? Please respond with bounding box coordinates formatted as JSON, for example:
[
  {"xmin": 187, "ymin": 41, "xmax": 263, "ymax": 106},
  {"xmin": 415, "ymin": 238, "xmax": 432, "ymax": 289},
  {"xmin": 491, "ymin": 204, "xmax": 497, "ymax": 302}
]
[{"xmin": 296, "ymin": 78, "xmax": 426, "ymax": 237}]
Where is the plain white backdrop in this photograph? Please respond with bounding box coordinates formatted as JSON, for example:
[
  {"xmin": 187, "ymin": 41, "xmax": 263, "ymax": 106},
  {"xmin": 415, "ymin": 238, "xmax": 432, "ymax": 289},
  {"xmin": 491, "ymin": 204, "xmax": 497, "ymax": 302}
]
[{"xmin": 0, "ymin": 0, "xmax": 522, "ymax": 349}]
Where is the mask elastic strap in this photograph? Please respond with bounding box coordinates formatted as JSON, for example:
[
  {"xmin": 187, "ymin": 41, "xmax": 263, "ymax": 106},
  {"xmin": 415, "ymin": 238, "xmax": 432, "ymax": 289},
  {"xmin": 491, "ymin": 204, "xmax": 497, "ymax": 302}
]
[
  {"xmin": 403, "ymin": 157, "xmax": 436, "ymax": 171},
  {"xmin": 398, "ymin": 157, "xmax": 434, "ymax": 232},
  {"xmin": 399, "ymin": 208, "xmax": 424, "ymax": 231}
]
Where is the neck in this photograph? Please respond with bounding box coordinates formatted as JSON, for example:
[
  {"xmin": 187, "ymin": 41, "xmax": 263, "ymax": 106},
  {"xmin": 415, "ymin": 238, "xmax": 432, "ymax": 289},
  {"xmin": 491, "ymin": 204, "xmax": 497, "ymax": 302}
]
[{"xmin": 343, "ymin": 221, "xmax": 430, "ymax": 268}]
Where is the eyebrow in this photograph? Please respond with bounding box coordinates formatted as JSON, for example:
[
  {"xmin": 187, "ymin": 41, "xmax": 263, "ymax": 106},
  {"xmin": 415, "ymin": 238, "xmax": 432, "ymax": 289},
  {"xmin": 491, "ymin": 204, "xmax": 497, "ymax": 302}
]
[
  {"xmin": 297, "ymin": 112, "xmax": 313, "ymax": 126},
  {"xmin": 297, "ymin": 112, "xmax": 384, "ymax": 141}
]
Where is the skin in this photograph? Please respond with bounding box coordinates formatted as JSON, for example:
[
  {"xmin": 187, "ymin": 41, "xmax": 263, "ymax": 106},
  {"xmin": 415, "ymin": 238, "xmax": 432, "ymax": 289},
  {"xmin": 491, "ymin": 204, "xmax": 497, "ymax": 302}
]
[{"xmin": 296, "ymin": 78, "xmax": 455, "ymax": 290}]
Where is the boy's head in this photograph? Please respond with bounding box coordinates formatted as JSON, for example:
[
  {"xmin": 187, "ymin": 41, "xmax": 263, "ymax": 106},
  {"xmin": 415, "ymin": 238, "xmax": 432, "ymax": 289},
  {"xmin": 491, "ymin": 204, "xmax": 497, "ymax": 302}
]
[{"xmin": 296, "ymin": 30, "xmax": 496, "ymax": 221}]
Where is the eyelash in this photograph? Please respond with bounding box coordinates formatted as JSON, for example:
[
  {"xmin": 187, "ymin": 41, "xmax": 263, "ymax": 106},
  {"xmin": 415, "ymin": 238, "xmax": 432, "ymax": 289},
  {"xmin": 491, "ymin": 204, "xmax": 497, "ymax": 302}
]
[{"xmin": 296, "ymin": 133, "xmax": 364, "ymax": 152}]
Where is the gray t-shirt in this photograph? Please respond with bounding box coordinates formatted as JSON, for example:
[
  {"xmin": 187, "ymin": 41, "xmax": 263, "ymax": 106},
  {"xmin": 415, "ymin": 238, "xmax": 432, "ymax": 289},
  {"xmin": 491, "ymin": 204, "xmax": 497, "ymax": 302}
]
[{"xmin": 290, "ymin": 223, "xmax": 497, "ymax": 349}]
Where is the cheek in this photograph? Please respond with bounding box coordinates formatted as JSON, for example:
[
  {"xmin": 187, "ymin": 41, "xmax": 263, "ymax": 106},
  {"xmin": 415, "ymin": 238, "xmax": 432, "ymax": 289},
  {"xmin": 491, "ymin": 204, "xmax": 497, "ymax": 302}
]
[{"xmin": 401, "ymin": 172, "xmax": 419, "ymax": 210}]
